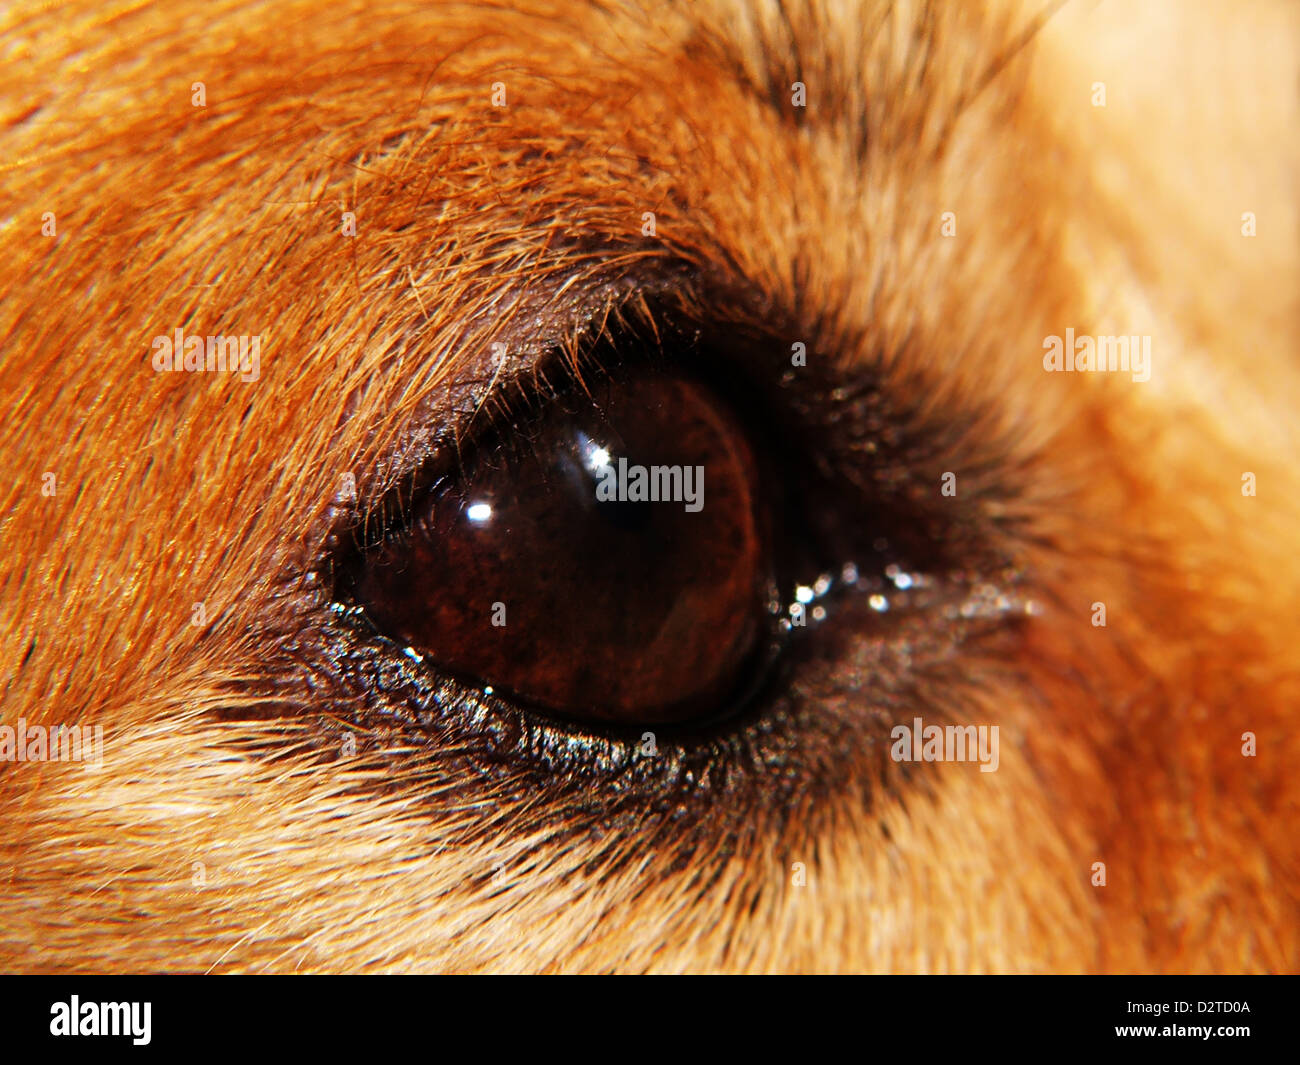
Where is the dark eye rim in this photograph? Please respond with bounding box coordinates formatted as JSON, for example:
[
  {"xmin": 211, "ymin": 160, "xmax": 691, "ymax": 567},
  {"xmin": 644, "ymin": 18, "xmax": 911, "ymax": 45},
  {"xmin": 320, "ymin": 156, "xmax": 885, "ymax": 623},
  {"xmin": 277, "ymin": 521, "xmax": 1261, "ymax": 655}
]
[{"xmin": 282, "ymin": 279, "xmax": 1034, "ymax": 802}]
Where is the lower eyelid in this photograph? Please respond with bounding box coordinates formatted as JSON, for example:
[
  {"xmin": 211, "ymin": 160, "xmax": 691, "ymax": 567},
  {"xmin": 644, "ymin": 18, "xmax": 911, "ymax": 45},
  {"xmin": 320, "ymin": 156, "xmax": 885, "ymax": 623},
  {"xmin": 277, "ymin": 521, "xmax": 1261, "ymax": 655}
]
[
  {"xmin": 270, "ymin": 579, "xmax": 1026, "ymax": 848},
  {"xmin": 281, "ymin": 500, "xmax": 1032, "ymax": 814}
]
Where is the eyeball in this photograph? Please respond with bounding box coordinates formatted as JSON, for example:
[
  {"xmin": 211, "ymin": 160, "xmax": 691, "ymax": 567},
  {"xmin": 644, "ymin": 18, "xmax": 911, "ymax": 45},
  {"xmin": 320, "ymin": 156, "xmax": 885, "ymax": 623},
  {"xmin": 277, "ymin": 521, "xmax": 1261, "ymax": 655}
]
[{"xmin": 348, "ymin": 373, "xmax": 774, "ymax": 725}]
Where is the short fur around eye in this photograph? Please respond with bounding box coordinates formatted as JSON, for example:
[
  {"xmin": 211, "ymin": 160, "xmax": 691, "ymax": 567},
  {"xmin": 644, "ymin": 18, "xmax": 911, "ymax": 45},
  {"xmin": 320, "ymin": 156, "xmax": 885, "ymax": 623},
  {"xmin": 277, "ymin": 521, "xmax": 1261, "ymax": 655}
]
[{"xmin": 1, "ymin": 0, "xmax": 1297, "ymax": 973}]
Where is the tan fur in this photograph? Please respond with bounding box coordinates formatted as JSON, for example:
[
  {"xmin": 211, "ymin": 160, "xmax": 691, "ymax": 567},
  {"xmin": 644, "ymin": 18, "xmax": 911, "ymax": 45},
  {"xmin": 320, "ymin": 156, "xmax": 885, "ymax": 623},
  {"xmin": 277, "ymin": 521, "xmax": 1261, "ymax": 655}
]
[{"xmin": 1, "ymin": 0, "xmax": 1297, "ymax": 972}]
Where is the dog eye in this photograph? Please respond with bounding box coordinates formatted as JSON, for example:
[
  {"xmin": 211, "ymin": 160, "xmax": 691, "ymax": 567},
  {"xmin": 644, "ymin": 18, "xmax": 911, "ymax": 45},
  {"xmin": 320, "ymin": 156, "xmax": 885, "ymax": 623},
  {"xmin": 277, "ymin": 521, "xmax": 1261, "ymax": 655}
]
[
  {"xmin": 323, "ymin": 296, "xmax": 1026, "ymax": 774},
  {"xmin": 347, "ymin": 371, "xmax": 786, "ymax": 727}
]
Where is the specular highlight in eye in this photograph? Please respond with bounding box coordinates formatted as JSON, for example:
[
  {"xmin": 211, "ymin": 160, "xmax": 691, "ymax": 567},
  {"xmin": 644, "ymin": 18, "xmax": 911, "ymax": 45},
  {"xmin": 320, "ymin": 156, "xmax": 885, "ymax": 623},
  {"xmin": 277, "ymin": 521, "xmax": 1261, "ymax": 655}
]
[{"xmin": 349, "ymin": 374, "xmax": 775, "ymax": 726}]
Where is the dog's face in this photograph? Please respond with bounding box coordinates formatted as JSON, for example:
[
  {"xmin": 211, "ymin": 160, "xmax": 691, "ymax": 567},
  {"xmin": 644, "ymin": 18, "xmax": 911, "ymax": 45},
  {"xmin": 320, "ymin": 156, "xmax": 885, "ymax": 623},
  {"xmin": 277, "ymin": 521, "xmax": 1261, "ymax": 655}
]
[{"xmin": 2, "ymin": 0, "xmax": 1297, "ymax": 973}]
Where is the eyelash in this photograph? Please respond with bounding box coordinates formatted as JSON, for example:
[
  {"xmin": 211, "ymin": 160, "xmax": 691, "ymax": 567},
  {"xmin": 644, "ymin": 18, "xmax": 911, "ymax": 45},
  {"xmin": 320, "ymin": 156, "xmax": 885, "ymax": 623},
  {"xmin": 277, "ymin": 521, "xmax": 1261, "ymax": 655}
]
[{"xmin": 287, "ymin": 281, "xmax": 1032, "ymax": 806}]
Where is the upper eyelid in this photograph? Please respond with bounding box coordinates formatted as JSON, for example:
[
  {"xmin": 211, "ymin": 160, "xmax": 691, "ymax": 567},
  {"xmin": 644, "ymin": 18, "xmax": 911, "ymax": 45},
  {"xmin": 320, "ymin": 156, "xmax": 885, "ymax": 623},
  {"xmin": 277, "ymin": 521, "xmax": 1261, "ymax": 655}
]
[
  {"xmin": 309, "ymin": 230, "xmax": 1023, "ymax": 599},
  {"xmin": 334, "ymin": 296, "xmax": 932, "ymax": 536},
  {"xmin": 324, "ymin": 261, "xmax": 697, "ymax": 515}
]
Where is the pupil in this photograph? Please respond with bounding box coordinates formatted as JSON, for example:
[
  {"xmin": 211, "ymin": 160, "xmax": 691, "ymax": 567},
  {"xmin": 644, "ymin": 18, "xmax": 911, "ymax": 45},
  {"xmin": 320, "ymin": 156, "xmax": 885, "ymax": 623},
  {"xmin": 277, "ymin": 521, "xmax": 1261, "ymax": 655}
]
[{"xmin": 350, "ymin": 374, "xmax": 773, "ymax": 725}]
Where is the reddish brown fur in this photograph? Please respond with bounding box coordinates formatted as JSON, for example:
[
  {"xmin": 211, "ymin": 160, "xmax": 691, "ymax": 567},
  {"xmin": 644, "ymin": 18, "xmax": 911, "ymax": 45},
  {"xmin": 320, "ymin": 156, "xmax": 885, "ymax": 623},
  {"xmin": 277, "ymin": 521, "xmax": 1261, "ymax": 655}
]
[{"xmin": 1, "ymin": 0, "xmax": 1297, "ymax": 972}]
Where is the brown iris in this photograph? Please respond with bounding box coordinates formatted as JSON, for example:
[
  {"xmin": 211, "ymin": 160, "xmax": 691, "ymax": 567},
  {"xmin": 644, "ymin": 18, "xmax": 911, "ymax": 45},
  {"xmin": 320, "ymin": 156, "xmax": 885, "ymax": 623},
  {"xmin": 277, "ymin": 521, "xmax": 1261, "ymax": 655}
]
[{"xmin": 350, "ymin": 374, "xmax": 773, "ymax": 726}]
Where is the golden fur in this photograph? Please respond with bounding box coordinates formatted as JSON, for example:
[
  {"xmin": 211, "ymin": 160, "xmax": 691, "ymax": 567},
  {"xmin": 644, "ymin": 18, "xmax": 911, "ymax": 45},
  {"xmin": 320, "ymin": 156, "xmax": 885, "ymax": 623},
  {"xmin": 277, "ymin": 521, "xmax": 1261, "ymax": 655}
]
[{"xmin": 1, "ymin": 0, "xmax": 1297, "ymax": 972}]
